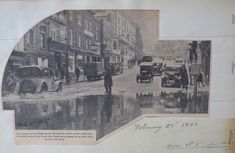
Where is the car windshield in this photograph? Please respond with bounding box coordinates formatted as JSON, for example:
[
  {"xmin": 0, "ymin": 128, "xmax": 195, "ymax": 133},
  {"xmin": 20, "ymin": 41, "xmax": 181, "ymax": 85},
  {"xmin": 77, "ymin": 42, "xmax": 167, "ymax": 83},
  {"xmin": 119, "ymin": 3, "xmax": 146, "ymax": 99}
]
[
  {"xmin": 165, "ymin": 66, "xmax": 180, "ymax": 71},
  {"xmin": 41, "ymin": 68, "xmax": 53, "ymax": 77},
  {"xmin": 142, "ymin": 56, "xmax": 153, "ymax": 62},
  {"xmin": 140, "ymin": 66, "xmax": 152, "ymax": 71},
  {"xmin": 175, "ymin": 60, "xmax": 184, "ymax": 64},
  {"xmin": 17, "ymin": 67, "xmax": 41, "ymax": 78},
  {"xmin": 154, "ymin": 63, "xmax": 162, "ymax": 67}
]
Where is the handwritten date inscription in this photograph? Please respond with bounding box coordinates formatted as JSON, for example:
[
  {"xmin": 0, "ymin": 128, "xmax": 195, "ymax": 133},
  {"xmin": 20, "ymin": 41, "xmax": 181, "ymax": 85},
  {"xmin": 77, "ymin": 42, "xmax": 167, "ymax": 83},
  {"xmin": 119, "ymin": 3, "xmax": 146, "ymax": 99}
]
[{"xmin": 134, "ymin": 122, "xmax": 198, "ymax": 134}]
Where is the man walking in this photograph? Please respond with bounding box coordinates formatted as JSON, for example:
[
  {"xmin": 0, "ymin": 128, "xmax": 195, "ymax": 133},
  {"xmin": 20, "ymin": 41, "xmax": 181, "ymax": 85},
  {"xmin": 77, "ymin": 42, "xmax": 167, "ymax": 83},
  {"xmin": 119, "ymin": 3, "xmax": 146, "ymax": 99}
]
[
  {"xmin": 75, "ymin": 66, "xmax": 80, "ymax": 82},
  {"xmin": 104, "ymin": 64, "xmax": 113, "ymax": 94},
  {"xmin": 180, "ymin": 65, "xmax": 189, "ymax": 91}
]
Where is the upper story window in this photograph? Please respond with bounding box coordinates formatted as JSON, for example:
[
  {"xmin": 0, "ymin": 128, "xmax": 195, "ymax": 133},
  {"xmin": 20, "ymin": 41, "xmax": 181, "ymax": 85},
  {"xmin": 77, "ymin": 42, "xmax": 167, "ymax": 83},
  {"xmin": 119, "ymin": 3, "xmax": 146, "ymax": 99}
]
[
  {"xmin": 77, "ymin": 33, "xmax": 81, "ymax": 48},
  {"xmin": 113, "ymin": 40, "xmax": 117, "ymax": 50},
  {"xmin": 84, "ymin": 19, "xmax": 89, "ymax": 30},
  {"xmin": 68, "ymin": 11, "xmax": 73, "ymax": 21},
  {"xmin": 40, "ymin": 26, "xmax": 46, "ymax": 48},
  {"xmin": 29, "ymin": 29, "xmax": 34, "ymax": 45},
  {"xmin": 68, "ymin": 29, "xmax": 73, "ymax": 45},
  {"xmin": 77, "ymin": 12, "xmax": 82, "ymax": 25}
]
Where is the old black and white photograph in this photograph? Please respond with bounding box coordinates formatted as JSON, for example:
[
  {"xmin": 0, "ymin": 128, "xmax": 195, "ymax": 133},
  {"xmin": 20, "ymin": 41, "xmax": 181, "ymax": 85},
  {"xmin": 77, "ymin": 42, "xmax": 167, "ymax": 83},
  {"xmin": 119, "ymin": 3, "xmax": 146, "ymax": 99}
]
[{"xmin": 2, "ymin": 10, "xmax": 210, "ymax": 140}]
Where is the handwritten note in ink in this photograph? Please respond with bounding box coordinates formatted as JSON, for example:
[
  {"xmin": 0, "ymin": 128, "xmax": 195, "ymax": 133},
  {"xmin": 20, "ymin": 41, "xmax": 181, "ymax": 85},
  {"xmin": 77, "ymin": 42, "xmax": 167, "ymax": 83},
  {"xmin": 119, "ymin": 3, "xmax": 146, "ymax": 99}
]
[
  {"xmin": 133, "ymin": 118, "xmax": 235, "ymax": 153},
  {"xmin": 99, "ymin": 117, "xmax": 235, "ymax": 153}
]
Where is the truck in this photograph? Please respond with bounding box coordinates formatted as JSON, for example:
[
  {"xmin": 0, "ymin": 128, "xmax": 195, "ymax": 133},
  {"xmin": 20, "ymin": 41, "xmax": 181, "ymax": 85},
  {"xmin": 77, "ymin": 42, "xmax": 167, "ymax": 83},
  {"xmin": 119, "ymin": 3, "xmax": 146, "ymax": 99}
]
[{"xmin": 83, "ymin": 62, "xmax": 105, "ymax": 81}]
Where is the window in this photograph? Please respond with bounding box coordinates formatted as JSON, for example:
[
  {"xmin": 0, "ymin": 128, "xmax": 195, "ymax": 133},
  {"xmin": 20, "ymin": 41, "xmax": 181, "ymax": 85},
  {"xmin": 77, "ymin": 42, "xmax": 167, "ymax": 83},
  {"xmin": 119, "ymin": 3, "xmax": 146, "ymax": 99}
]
[
  {"xmin": 40, "ymin": 26, "xmax": 46, "ymax": 48},
  {"xmin": 50, "ymin": 31, "xmax": 56, "ymax": 40},
  {"xmin": 77, "ymin": 12, "xmax": 82, "ymax": 25},
  {"xmin": 89, "ymin": 40, "xmax": 92, "ymax": 49},
  {"xmin": 84, "ymin": 39, "xmax": 89, "ymax": 49},
  {"xmin": 88, "ymin": 21, "xmax": 92, "ymax": 31},
  {"xmin": 84, "ymin": 19, "xmax": 89, "ymax": 30},
  {"xmin": 113, "ymin": 40, "xmax": 117, "ymax": 49},
  {"xmin": 92, "ymin": 56, "xmax": 96, "ymax": 62},
  {"xmin": 86, "ymin": 56, "xmax": 90, "ymax": 63},
  {"xmin": 68, "ymin": 11, "xmax": 73, "ymax": 21},
  {"xmin": 40, "ymin": 33, "xmax": 46, "ymax": 48},
  {"xmin": 68, "ymin": 30, "xmax": 73, "ymax": 45},
  {"xmin": 29, "ymin": 29, "xmax": 33, "ymax": 45},
  {"xmin": 95, "ymin": 29, "xmax": 99, "ymax": 41},
  {"xmin": 78, "ymin": 34, "xmax": 81, "ymax": 47},
  {"xmin": 56, "ymin": 29, "xmax": 61, "ymax": 41}
]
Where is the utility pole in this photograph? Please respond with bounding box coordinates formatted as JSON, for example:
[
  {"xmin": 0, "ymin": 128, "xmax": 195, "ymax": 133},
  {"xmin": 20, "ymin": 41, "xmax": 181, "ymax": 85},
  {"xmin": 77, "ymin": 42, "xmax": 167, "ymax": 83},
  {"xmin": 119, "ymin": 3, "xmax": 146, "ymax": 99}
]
[
  {"xmin": 188, "ymin": 41, "xmax": 199, "ymax": 112},
  {"xmin": 65, "ymin": 10, "xmax": 70, "ymax": 85},
  {"xmin": 100, "ymin": 19, "xmax": 107, "ymax": 69}
]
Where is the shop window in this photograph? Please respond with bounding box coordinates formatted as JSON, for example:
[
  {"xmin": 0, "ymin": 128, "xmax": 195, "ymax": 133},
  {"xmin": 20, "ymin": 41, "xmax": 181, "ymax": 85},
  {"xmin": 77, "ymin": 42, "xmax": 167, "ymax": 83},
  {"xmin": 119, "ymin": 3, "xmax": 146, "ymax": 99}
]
[
  {"xmin": 86, "ymin": 56, "xmax": 90, "ymax": 63},
  {"xmin": 92, "ymin": 56, "xmax": 96, "ymax": 62}
]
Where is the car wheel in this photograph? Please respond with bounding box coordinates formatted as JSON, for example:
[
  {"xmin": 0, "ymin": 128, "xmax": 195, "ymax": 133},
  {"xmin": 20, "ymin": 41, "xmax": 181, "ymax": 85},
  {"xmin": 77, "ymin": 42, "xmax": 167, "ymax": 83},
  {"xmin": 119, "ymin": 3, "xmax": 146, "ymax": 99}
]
[
  {"xmin": 161, "ymin": 81, "xmax": 165, "ymax": 87},
  {"xmin": 98, "ymin": 75, "xmax": 102, "ymax": 80},
  {"xmin": 40, "ymin": 83, "xmax": 48, "ymax": 93},
  {"xmin": 57, "ymin": 83, "xmax": 62, "ymax": 92},
  {"xmin": 18, "ymin": 89, "xmax": 26, "ymax": 97}
]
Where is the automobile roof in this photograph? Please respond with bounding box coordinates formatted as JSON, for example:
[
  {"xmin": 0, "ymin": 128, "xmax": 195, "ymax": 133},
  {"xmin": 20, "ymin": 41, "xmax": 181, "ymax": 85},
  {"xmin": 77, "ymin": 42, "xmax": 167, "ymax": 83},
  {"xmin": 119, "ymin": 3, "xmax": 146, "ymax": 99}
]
[
  {"xmin": 18, "ymin": 65, "xmax": 51, "ymax": 69},
  {"xmin": 140, "ymin": 62, "xmax": 154, "ymax": 66}
]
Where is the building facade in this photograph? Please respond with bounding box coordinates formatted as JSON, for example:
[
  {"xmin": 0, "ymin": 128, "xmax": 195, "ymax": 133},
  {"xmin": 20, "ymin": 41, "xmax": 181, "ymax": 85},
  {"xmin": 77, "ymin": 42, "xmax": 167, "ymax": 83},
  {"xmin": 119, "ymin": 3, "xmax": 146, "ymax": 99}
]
[
  {"xmin": 6, "ymin": 10, "xmax": 142, "ymax": 77},
  {"xmin": 111, "ymin": 11, "xmax": 138, "ymax": 67}
]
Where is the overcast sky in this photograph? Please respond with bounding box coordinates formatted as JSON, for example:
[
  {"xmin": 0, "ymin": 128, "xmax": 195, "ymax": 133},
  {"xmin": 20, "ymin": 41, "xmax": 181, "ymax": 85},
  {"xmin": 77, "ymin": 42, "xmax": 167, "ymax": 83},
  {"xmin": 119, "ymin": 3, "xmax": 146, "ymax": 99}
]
[{"xmin": 126, "ymin": 10, "xmax": 159, "ymax": 55}]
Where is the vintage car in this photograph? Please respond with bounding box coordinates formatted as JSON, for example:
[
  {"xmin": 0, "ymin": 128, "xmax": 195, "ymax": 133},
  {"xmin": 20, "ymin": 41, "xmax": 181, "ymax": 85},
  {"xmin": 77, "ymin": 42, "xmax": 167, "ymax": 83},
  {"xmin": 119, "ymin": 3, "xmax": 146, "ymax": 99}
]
[
  {"xmin": 83, "ymin": 62, "xmax": 105, "ymax": 80},
  {"xmin": 136, "ymin": 62, "xmax": 154, "ymax": 83},
  {"xmin": 15, "ymin": 65, "xmax": 62, "ymax": 94},
  {"xmin": 161, "ymin": 65, "xmax": 181, "ymax": 87},
  {"xmin": 110, "ymin": 62, "xmax": 123, "ymax": 75},
  {"xmin": 153, "ymin": 62, "xmax": 163, "ymax": 76}
]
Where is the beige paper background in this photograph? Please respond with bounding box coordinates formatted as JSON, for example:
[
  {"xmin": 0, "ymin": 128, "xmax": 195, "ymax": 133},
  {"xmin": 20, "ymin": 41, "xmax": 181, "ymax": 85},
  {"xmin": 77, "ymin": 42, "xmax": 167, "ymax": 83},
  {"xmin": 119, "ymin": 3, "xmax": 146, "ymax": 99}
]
[{"xmin": 0, "ymin": 0, "xmax": 235, "ymax": 152}]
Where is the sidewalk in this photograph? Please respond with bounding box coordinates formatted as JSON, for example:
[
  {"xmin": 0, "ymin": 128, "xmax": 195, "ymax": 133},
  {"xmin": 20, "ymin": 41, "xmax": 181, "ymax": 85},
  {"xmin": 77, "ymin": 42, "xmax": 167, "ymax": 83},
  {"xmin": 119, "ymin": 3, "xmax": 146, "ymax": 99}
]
[
  {"xmin": 160, "ymin": 85, "xmax": 209, "ymax": 93},
  {"xmin": 62, "ymin": 73, "xmax": 87, "ymax": 88}
]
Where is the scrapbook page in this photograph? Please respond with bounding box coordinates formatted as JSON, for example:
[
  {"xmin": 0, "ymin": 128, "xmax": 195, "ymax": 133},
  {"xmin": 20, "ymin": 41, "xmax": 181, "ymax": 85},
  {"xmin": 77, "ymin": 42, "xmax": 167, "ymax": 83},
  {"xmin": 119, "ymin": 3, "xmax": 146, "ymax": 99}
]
[{"xmin": 0, "ymin": 0, "xmax": 234, "ymax": 153}]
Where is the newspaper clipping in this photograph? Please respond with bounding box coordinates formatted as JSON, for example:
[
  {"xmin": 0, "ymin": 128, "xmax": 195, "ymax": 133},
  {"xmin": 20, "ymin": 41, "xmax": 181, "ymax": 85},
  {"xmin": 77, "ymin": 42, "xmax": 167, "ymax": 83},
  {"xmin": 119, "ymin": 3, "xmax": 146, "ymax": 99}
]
[{"xmin": 1, "ymin": 10, "xmax": 210, "ymax": 144}]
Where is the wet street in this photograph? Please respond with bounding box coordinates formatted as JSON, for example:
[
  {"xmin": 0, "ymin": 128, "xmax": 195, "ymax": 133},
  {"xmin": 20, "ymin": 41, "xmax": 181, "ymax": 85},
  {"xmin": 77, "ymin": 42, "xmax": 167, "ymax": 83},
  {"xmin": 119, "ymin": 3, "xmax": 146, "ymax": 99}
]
[{"xmin": 2, "ymin": 65, "xmax": 209, "ymax": 140}]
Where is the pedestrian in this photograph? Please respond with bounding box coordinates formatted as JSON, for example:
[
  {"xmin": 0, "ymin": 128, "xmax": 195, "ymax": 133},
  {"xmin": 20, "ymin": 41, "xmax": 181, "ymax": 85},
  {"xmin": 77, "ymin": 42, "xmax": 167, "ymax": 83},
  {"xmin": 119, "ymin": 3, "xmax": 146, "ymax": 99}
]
[
  {"xmin": 180, "ymin": 65, "xmax": 189, "ymax": 91},
  {"xmin": 60, "ymin": 65, "xmax": 65, "ymax": 81},
  {"xmin": 104, "ymin": 64, "xmax": 113, "ymax": 94},
  {"xmin": 6, "ymin": 70, "xmax": 17, "ymax": 92},
  {"xmin": 197, "ymin": 72, "xmax": 204, "ymax": 87},
  {"xmin": 188, "ymin": 64, "xmax": 193, "ymax": 86},
  {"xmin": 75, "ymin": 66, "xmax": 80, "ymax": 82}
]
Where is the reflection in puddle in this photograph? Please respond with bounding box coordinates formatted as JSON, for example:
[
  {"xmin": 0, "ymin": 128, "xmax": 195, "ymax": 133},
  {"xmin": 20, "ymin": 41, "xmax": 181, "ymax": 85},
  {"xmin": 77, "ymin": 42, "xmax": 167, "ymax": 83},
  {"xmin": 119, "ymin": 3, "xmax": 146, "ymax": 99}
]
[{"xmin": 3, "ymin": 91, "xmax": 208, "ymax": 140}]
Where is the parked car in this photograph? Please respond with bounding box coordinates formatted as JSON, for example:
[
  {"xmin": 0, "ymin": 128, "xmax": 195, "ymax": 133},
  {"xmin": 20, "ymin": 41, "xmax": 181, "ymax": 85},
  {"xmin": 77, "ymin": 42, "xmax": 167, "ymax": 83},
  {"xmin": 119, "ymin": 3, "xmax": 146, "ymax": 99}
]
[
  {"xmin": 136, "ymin": 62, "xmax": 154, "ymax": 83},
  {"xmin": 153, "ymin": 62, "xmax": 163, "ymax": 76},
  {"xmin": 142, "ymin": 55, "xmax": 153, "ymax": 63},
  {"xmin": 110, "ymin": 62, "xmax": 123, "ymax": 75},
  {"xmin": 83, "ymin": 62, "xmax": 105, "ymax": 81},
  {"xmin": 161, "ymin": 65, "xmax": 181, "ymax": 87},
  {"xmin": 15, "ymin": 65, "xmax": 62, "ymax": 94}
]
